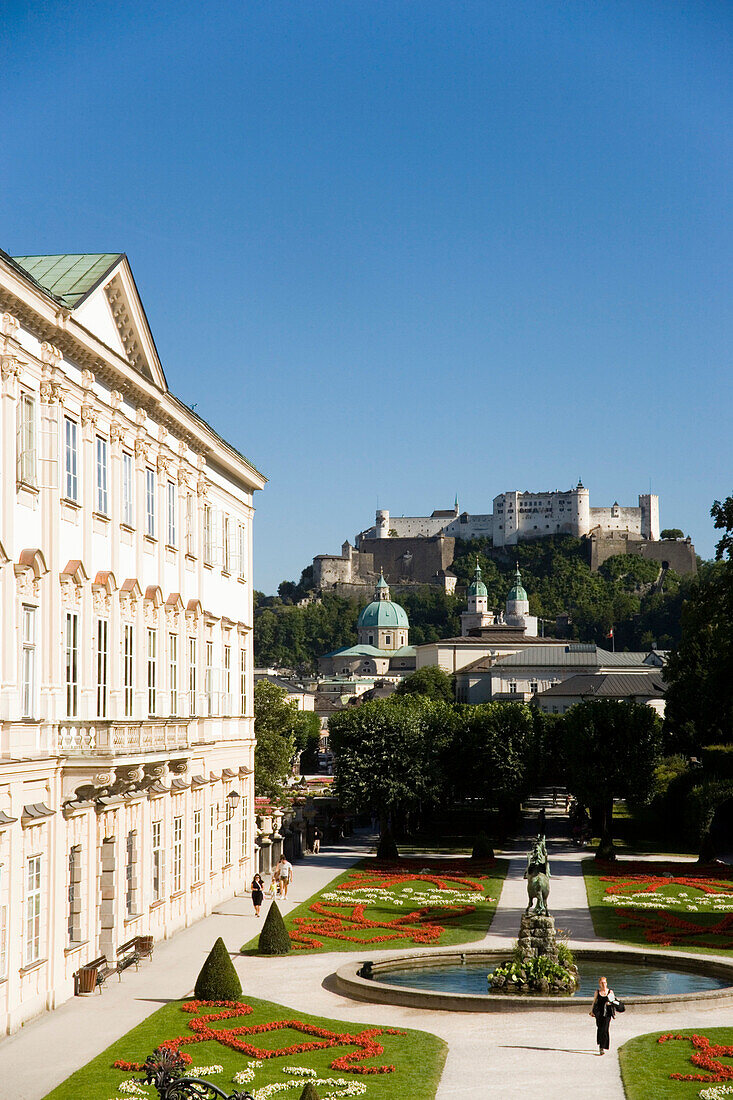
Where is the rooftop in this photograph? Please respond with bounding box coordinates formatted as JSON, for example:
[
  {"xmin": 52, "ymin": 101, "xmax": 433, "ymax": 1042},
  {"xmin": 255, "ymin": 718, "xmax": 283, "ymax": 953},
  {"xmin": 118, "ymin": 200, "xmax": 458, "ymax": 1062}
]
[
  {"xmin": 12, "ymin": 253, "xmax": 122, "ymax": 307},
  {"xmin": 536, "ymin": 672, "xmax": 666, "ymax": 698}
]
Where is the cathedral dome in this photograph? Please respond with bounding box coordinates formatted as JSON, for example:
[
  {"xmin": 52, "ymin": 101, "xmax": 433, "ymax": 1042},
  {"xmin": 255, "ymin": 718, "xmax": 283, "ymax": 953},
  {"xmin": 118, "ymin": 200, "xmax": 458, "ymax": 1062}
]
[{"xmin": 357, "ymin": 599, "xmax": 409, "ymax": 630}]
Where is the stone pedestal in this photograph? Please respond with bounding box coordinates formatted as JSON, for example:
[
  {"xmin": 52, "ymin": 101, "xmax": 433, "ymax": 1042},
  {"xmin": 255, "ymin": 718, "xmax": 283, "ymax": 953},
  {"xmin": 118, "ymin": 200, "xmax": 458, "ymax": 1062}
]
[{"xmin": 518, "ymin": 913, "xmax": 559, "ymax": 963}]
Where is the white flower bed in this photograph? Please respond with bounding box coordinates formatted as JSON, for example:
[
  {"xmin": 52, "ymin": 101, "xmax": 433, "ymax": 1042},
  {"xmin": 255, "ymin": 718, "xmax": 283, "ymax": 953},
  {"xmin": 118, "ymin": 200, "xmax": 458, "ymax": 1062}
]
[
  {"xmin": 251, "ymin": 1077, "xmax": 367, "ymax": 1099},
  {"xmin": 699, "ymin": 1086, "xmax": 733, "ymax": 1099},
  {"xmin": 602, "ymin": 891, "xmax": 733, "ymax": 912},
  {"xmin": 233, "ymin": 1060, "xmax": 264, "ymax": 1085},
  {"xmin": 321, "ymin": 887, "xmax": 489, "ymax": 908}
]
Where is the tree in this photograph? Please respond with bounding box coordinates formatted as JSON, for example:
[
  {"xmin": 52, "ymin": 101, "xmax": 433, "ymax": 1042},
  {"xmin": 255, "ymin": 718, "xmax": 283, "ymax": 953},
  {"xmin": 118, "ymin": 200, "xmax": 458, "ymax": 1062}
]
[
  {"xmin": 561, "ymin": 699, "xmax": 662, "ymax": 860},
  {"xmin": 394, "ymin": 665, "xmax": 455, "ymax": 702},
  {"xmin": 194, "ymin": 937, "xmax": 242, "ymax": 1000},
  {"xmin": 446, "ymin": 703, "xmax": 536, "ymax": 819},
  {"xmin": 254, "ymin": 680, "xmax": 297, "ymax": 798},
  {"xmin": 661, "ymin": 528, "xmax": 685, "ymax": 540},
  {"xmin": 328, "ymin": 698, "xmax": 452, "ymax": 833},
  {"xmin": 664, "ymin": 496, "xmax": 733, "ymax": 753}
]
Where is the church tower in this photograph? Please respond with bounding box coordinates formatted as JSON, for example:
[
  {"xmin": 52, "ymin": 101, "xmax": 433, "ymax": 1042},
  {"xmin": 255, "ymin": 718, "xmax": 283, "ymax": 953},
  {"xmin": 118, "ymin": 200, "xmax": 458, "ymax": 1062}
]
[
  {"xmin": 460, "ymin": 559, "xmax": 496, "ymax": 635},
  {"xmin": 504, "ymin": 564, "xmax": 538, "ymax": 636},
  {"xmin": 356, "ymin": 572, "xmax": 410, "ymax": 650}
]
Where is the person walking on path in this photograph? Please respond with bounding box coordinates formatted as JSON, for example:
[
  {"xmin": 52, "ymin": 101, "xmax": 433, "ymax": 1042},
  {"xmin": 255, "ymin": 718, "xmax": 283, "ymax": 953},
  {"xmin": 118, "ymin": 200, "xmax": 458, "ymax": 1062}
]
[
  {"xmin": 277, "ymin": 855, "xmax": 293, "ymax": 899},
  {"xmin": 251, "ymin": 873, "xmax": 264, "ymax": 916},
  {"xmin": 313, "ymin": 827, "xmax": 321, "ymax": 854},
  {"xmin": 590, "ymin": 976, "xmax": 616, "ymax": 1055}
]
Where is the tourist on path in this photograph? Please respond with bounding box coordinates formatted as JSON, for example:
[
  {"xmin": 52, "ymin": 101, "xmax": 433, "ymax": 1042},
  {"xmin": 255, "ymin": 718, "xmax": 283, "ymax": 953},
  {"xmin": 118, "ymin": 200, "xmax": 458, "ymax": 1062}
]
[
  {"xmin": 590, "ymin": 976, "xmax": 616, "ymax": 1055},
  {"xmin": 313, "ymin": 827, "xmax": 322, "ymax": 854},
  {"xmin": 250, "ymin": 873, "xmax": 264, "ymax": 916},
  {"xmin": 277, "ymin": 855, "xmax": 293, "ymax": 899}
]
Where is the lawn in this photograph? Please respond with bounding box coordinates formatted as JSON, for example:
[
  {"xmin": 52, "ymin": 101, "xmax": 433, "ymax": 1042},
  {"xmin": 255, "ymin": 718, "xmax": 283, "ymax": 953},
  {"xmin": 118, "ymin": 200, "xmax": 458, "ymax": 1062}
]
[
  {"xmin": 620, "ymin": 1027, "xmax": 733, "ymax": 1100},
  {"xmin": 583, "ymin": 859, "xmax": 733, "ymax": 956},
  {"xmin": 42, "ymin": 994, "xmax": 447, "ymax": 1100},
  {"xmin": 244, "ymin": 857, "xmax": 507, "ymax": 954}
]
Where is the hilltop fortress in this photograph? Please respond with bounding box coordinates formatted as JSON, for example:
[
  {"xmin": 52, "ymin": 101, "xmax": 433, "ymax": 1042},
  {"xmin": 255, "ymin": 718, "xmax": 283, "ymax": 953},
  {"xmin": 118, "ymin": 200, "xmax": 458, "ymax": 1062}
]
[{"xmin": 312, "ymin": 482, "xmax": 696, "ymax": 595}]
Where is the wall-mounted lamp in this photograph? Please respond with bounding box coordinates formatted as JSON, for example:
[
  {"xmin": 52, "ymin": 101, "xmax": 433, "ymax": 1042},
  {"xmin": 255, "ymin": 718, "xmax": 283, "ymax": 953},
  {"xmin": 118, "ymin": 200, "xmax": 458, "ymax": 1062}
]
[{"xmin": 218, "ymin": 789, "xmax": 240, "ymax": 824}]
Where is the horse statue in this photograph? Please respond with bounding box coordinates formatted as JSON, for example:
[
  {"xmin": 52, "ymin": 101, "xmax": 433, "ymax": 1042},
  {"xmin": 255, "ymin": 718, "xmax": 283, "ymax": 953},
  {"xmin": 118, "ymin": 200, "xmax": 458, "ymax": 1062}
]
[{"xmin": 523, "ymin": 834, "xmax": 551, "ymax": 915}]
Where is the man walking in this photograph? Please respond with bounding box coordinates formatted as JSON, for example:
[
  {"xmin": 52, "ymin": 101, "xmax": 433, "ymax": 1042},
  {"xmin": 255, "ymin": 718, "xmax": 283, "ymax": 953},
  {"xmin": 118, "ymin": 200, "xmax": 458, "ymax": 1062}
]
[{"xmin": 277, "ymin": 855, "xmax": 293, "ymax": 899}]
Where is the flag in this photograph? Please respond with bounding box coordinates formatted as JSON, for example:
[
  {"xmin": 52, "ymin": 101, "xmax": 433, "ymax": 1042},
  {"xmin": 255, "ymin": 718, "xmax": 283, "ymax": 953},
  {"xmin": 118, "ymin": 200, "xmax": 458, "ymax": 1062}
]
[{"xmin": 606, "ymin": 629, "xmax": 614, "ymax": 639}]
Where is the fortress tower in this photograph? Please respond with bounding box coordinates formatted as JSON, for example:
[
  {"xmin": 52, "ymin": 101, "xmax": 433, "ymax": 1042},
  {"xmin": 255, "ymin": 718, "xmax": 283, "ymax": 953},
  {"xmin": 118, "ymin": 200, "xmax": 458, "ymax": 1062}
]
[{"xmin": 574, "ymin": 480, "xmax": 591, "ymax": 537}]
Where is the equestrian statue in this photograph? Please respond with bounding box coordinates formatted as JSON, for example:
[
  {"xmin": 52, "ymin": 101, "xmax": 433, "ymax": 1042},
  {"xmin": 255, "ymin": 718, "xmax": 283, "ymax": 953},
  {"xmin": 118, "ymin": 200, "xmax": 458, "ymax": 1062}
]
[{"xmin": 523, "ymin": 834, "xmax": 551, "ymax": 915}]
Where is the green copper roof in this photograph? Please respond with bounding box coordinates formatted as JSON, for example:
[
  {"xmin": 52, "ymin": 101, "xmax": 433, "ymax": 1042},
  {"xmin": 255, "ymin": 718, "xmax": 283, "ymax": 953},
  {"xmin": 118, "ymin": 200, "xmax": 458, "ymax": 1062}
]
[
  {"xmin": 12, "ymin": 254, "xmax": 122, "ymax": 307},
  {"xmin": 358, "ymin": 599, "xmax": 409, "ymax": 631},
  {"xmin": 507, "ymin": 565, "xmax": 528, "ymax": 603},
  {"xmin": 468, "ymin": 559, "xmax": 488, "ymax": 598},
  {"xmin": 376, "ymin": 571, "xmax": 389, "ymax": 589}
]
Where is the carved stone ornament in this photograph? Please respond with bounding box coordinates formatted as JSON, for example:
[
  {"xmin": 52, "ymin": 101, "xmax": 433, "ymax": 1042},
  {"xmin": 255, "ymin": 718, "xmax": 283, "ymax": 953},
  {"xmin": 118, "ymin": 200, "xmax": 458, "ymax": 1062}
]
[
  {"xmin": 134, "ymin": 436, "xmax": 149, "ymax": 462},
  {"xmin": 60, "ymin": 579, "xmax": 82, "ymax": 608},
  {"xmin": 143, "ymin": 600, "xmax": 158, "ymax": 627},
  {"xmin": 168, "ymin": 759, "xmax": 188, "ymax": 776},
  {"xmin": 93, "ymin": 589, "xmax": 112, "ymax": 616},
  {"xmin": 0, "ymin": 356, "xmax": 20, "ymax": 384},
  {"xmin": 158, "ymin": 425, "xmax": 168, "ymax": 445},
  {"xmin": 81, "ymin": 368, "xmax": 95, "ymax": 391},
  {"xmin": 94, "ymin": 771, "xmax": 116, "ymax": 788},
  {"xmin": 119, "ymin": 592, "xmax": 137, "ymax": 621},
  {"xmin": 41, "ymin": 341, "xmax": 63, "ymax": 367},
  {"xmin": 110, "ymin": 419, "xmax": 125, "ymax": 445},
  {"xmin": 40, "ymin": 377, "xmax": 64, "ymax": 404},
  {"xmin": 1, "ymin": 313, "xmax": 19, "ymax": 338},
  {"xmin": 15, "ymin": 571, "xmax": 39, "ymax": 599},
  {"xmin": 110, "ymin": 390, "xmax": 123, "ymax": 410},
  {"xmin": 81, "ymin": 403, "xmax": 98, "ymax": 429},
  {"xmin": 165, "ymin": 606, "xmax": 181, "ymax": 630},
  {"xmin": 185, "ymin": 610, "xmax": 199, "ymax": 631},
  {"xmin": 196, "ymin": 478, "xmax": 208, "ymax": 498},
  {"xmin": 135, "ymin": 407, "xmax": 146, "ymax": 428}
]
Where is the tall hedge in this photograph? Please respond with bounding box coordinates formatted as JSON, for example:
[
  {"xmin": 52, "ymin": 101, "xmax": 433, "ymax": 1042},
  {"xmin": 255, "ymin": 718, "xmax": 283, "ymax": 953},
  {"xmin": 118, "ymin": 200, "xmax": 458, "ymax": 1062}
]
[
  {"xmin": 701, "ymin": 745, "xmax": 733, "ymax": 778},
  {"xmin": 194, "ymin": 937, "xmax": 242, "ymax": 1001},
  {"xmin": 258, "ymin": 901, "xmax": 291, "ymax": 955},
  {"xmin": 299, "ymin": 1084, "xmax": 320, "ymax": 1100}
]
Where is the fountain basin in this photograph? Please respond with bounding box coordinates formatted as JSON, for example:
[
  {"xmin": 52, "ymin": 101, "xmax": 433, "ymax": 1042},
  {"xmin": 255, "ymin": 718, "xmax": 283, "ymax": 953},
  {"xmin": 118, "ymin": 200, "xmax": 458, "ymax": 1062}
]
[{"xmin": 333, "ymin": 948, "xmax": 733, "ymax": 1013}]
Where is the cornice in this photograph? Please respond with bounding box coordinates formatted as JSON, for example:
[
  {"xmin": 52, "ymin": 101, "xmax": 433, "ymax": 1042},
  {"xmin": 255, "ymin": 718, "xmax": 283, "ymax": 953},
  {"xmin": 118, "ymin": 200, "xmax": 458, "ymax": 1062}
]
[{"xmin": 0, "ymin": 256, "xmax": 266, "ymax": 492}]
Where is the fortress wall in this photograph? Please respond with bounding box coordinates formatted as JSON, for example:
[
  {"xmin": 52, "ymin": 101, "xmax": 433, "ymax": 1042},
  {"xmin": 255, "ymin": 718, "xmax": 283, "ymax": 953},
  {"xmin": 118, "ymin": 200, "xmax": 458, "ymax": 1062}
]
[
  {"xmin": 589, "ymin": 506, "xmax": 643, "ymax": 535},
  {"xmin": 444, "ymin": 513, "xmax": 494, "ymax": 539},
  {"xmin": 376, "ymin": 516, "xmax": 451, "ymax": 539},
  {"xmin": 365, "ymin": 535, "xmax": 456, "ymax": 585},
  {"xmin": 589, "ymin": 537, "xmax": 697, "ymax": 575}
]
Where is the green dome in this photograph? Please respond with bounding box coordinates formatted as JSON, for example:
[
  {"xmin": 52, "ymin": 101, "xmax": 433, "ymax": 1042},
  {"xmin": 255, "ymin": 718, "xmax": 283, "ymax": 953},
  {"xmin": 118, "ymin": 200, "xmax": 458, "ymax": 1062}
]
[
  {"xmin": 507, "ymin": 565, "xmax": 527, "ymax": 603},
  {"xmin": 358, "ymin": 599, "xmax": 409, "ymax": 630},
  {"xmin": 467, "ymin": 560, "xmax": 488, "ymax": 598}
]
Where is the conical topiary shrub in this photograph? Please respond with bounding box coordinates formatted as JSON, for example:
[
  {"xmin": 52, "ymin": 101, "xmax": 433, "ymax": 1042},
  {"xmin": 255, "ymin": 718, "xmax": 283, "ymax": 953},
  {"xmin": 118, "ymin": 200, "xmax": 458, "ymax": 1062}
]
[
  {"xmin": 299, "ymin": 1084, "xmax": 320, "ymax": 1100},
  {"xmin": 471, "ymin": 831, "xmax": 494, "ymax": 861},
  {"xmin": 376, "ymin": 830, "xmax": 399, "ymax": 861},
  {"xmin": 258, "ymin": 901, "xmax": 291, "ymax": 955},
  {"xmin": 194, "ymin": 936, "xmax": 242, "ymax": 1000}
]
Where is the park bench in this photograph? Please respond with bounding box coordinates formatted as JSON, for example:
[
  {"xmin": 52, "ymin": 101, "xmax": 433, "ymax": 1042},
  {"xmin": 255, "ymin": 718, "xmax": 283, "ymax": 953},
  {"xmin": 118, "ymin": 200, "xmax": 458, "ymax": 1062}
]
[
  {"xmin": 74, "ymin": 955, "xmax": 113, "ymax": 994},
  {"xmin": 135, "ymin": 934, "xmax": 154, "ymax": 961},
  {"xmin": 116, "ymin": 938, "xmax": 140, "ymax": 977}
]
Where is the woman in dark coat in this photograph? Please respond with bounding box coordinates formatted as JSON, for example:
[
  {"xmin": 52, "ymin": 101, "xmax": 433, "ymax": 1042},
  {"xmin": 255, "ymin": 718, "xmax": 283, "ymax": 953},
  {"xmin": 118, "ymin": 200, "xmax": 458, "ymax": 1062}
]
[
  {"xmin": 590, "ymin": 976, "xmax": 615, "ymax": 1054},
  {"xmin": 251, "ymin": 873, "xmax": 264, "ymax": 916}
]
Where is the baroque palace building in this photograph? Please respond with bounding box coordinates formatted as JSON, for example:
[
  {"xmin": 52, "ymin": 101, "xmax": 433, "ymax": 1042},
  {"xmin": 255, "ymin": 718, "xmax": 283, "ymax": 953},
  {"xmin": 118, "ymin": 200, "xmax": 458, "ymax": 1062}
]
[{"xmin": 0, "ymin": 251, "xmax": 266, "ymax": 1033}]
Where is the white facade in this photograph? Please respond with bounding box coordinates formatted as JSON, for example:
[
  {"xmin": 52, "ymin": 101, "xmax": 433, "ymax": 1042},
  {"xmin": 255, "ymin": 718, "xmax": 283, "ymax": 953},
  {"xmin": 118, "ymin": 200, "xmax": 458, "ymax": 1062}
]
[
  {"xmin": 357, "ymin": 484, "xmax": 660, "ymax": 549},
  {"xmin": 0, "ymin": 252, "xmax": 266, "ymax": 1033}
]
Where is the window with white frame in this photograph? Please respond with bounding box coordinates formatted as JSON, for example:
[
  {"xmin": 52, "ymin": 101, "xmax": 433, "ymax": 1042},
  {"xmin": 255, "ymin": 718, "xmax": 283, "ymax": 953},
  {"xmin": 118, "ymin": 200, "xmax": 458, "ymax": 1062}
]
[
  {"xmin": 193, "ymin": 809, "xmax": 202, "ymax": 883},
  {"xmin": 67, "ymin": 845, "xmax": 82, "ymax": 944},
  {"xmin": 241, "ymin": 795, "xmax": 248, "ymax": 859},
  {"xmin": 209, "ymin": 804, "xmax": 216, "ymax": 873},
  {"xmin": 122, "ymin": 450, "xmax": 134, "ymax": 525},
  {"xmin": 205, "ymin": 641, "xmax": 215, "ymax": 716},
  {"xmin": 65, "ymin": 612, "xmax": 79, "ymax": 717},
  {"xmin": 203, "ymin": 504, "xmax": 213, "ymax": 565},
  {"xmin": 152, "ymin": 820, "xmax": 164, "ymax": 902},
  {"xmin": 147, "ymin": 629, "xmax": 157, "ymax": 716},
  {"xmin": 222, "ymin": 514, "xmax": 231, "ymax": 572},
  {"xmin": 238, "ymin": 523, "xmax": 246, "ymax": 579},
  {"xmin": 96, "ymin": 619, "xmax": 109, "ymax": 717},
  {"xmin": 17, "ymin": 392, "xmax": 37, "ymax": 489},
  {"xmin": 185, "ymin": 492, "xmax": 196, "ymax": 556},
  {"xmin": 125, "ymin": 830, "xmax": 137, "ymax": 916},
  {"xmin": 169, "ymin": 634, "xmax": 178, "ymax": 715},
  {"xmin": 223, "ymin": 645, "xmax": 231, "ymax": 714},
  {"xmin": 64, "ymin": 416, "xmax": 78, "ymax": 501},
  {"xmin": 224, "ymin": 812, "xmax": 232, "ymax": 867},
  {"xmin": 189, "ymin": 638, "xmax": 197, "ymax": 717},
  {"xmin": 173, "ymin": 815, "xmax": 183, "ymax": 893},
  {"xmin": 95, "ymin": 436, "xmax": 108, "ymax": 514},
  {"xmin": 0, "ymin": 864, "xmax": 7, "ymax": 976},
  {"xmin": 123, "ymin": 624, "xmax": 134, "ymax": 717},
  {"xmin": 145, "ymin": 468, "xmax": 156, "ymax": 537},
  {"xmin": 21, "ymin": 605, "xmax": 36, "ymax": 718},
  {"xmin": 25, "ymin": 854, "xmax": 41, "ymax": 965},
  {"xmin": 239, "ymin": 647, "xmax": 247, "ymax": 716},
  {"xmin": 167, "ymin": 480, "xmax": 176, "ymax": 546}
]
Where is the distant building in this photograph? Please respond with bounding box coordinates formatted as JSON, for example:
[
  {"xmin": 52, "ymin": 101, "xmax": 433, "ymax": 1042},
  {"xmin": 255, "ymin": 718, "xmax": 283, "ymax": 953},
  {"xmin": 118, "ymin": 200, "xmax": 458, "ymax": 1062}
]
[
  {"xmin": 318, "ymin": 573, "xmax": 415, "ymax": 683},
  {"xmin": 254, "ymin": 670, "xmax": 316, "ymax": 711},
  {"xmin": 534, "ymin": 672, "xmax": 666, "ymax": 716}
]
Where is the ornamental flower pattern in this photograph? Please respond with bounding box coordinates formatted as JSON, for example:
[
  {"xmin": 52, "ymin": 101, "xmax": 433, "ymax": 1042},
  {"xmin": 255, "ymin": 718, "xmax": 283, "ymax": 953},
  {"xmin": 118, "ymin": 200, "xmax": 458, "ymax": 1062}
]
[
  {"xmin": 597, "ymin": 863, "xmax": 733, "ymax": 950},
  {"xmin": 657, "ymin": 1033, "xmax": 733, "ymax": 1083},
  {"xmin": 290, "ymin": 859, "xmax": 494, "ymax": 950},
  {"xmin": 112, "ymin": 1001, "xmax": 405, "ymax": 1077}
]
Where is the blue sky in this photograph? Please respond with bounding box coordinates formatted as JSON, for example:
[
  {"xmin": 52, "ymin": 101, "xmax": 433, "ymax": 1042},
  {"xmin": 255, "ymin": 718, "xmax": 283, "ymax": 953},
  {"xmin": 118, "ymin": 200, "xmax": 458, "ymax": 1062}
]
[{"xmin": 3, "ymin": 1, "xmax": 731, "ymax": 590}]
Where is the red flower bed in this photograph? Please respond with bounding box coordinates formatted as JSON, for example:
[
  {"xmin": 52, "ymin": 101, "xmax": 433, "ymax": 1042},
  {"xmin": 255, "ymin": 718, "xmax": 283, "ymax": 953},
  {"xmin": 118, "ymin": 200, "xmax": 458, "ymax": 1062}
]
[
  {"xmin": 657, "ymin": 1033, "xmax": 733, "ymax": 1082},
  {"xmin": 290, "ymin": 858, "xmax": 492, "ymax": 950},
  {"xmin": 113, "ymin": 1001, "xmax": 405, "ymax": 1076},
  {"xmin": 596, "ymin": 863, "xmax": 733, "ymax": 949}
]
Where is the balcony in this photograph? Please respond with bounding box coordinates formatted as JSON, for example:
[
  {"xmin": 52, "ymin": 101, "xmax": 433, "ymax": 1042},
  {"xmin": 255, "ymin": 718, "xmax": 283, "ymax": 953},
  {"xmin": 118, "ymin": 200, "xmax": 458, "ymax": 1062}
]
[{"xmin": 58, "ymin": 720, "xmax": 192, "ymax": 756}]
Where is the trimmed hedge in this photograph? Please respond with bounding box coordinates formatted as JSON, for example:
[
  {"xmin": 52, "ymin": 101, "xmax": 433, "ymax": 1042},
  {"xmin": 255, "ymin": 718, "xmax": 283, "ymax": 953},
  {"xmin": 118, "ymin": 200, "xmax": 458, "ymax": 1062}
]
[
  {"xmin": 257, "ymin": 901, "xmax": 291, "ymax": 955},
  {"xmin": 376, "ymin": 830, "xmax": 399, "ymax": 861},
  {"xmin": 299, "ymin": 1084, "xmax": 320, "ymax": 1100},
  {"xmin": 194, "ymin": 937, "xmax": 242, "ymax": 1001},
  {"xmin": 471, "ymin": 831, "xmax": 494, "ymax": 861},
  {"xmin": 701, "ymin": 744, "xmax": 733, "ymax": 778}
]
